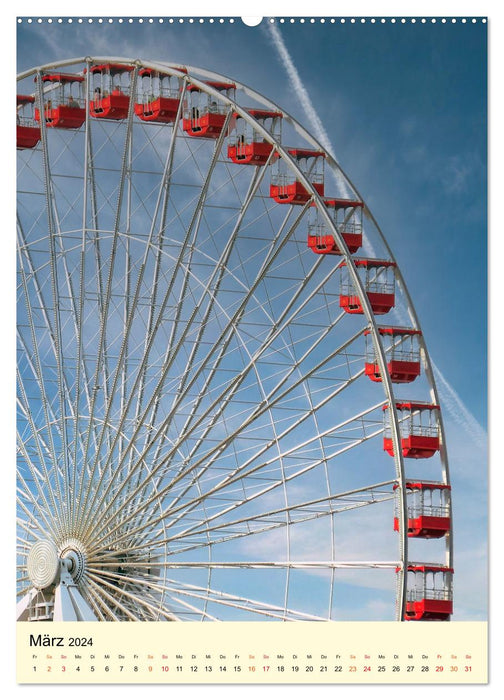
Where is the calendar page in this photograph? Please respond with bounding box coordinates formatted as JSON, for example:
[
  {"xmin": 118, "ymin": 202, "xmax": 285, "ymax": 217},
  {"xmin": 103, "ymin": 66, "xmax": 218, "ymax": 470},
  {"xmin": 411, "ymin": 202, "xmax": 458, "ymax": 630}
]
[{"xmin": 14, "ymin": 5, "xmax": 489, "ymax": 689}]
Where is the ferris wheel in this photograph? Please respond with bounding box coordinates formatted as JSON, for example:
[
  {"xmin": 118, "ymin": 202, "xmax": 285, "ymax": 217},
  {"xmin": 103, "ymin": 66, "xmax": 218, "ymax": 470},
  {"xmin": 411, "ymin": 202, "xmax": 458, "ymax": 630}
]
[{"xmin": 16, "ymin": 57, "xmax": 453, "ymax": 623}]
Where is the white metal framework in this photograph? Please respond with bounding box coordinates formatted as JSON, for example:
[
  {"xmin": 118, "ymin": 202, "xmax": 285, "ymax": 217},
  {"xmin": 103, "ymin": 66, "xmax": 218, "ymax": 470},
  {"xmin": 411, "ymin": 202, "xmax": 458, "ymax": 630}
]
[{"xmin": 16, "ymin": 57, "xmax": 453, "ymax": 622}]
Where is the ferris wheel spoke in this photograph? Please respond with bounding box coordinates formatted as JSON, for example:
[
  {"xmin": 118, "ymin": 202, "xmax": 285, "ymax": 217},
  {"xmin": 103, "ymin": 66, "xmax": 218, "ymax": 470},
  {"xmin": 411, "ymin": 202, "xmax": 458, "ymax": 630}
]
[
  {"xmin": 166, "ymin": 596, "xmax": 219, "ymax": 621},
  {"xmin": 167, "ymin": 154, "xmax": 272, "ymax": 404},
  {"xmin": 17, "ymin": 252, "xmax": 67, "ymax": 509},
  {"xmin": 94, "ymin": 381, "xmax": 383, "ymax": 553},
  {"xmin": 16, "ymin": 515, "xmax": 43, "ymax": 545},
  {"xmin": 85, "ymin": 577, "xmax": 138, "ymax": 621},
  {"xmin": 16, "ymin": 484, "xmax": 56, "ymax": 542},
  {"xmin": 80, "ymin": 106, "xmax": 226, "ymax": 470},
  {"xmin": 72, "ymin": 83, "xmax": 101, "ymax": 504},
  {"xmin": 163, "ymin": 561, "xmax": 398, "ymax": 570},
  {"xmin": 16, "ymin": 259, "xmax": 86, "ymax": 465},
  {"xmin": 161, "ymin": 252, "xmax": 338, "ymax": 452},
  {"xmin": 137, "ymin": 111, "xmax": 237, "ymax": 399},
  {"xmin": 89, "ymin": 479, "xmax": 396, "ymax": 563},
  {"xmin": 80, "ymin": 119, "xmax": 184, "ymax": 491},
  {"xmin": 16, "ymin": 387, "xmax": 66, "ymax": 536},
  {"xmin": 161, "ymin": 480, "xmax": 396, "ymax": 552},
  {"xmin": 80, "ymin": 582, "xmax": 109, "ymax": 621},
  {"xmin": 139, "ymin": 157, "xmax": 275, "ymax": 503},
  {"xmin": 157, "ymin": 426, "xmax": 386, "ymax": 547},
  {"xmin": 159, "ymin": 576, "xmax": 328, "ymax": 621},
  {"xmin": 76, "ymin": 69, "xmax": 140, "ymax": 522},
  {"xmin": 150, "ymin": 323, "xmax": 363, "ymax": 519},
  {"xmin": 83, "ymin": 201, "xmax": 302, "ymax": 527},
  {"xmin": 88, "ymin": 395, "xmax": 385, "ymax": 554},
  {"xmin": 159, "ymin": 355, "xmax": 371, "ymax": 523},
  {"xmin": 99, "ymin": 226, "xmax": 332, "ymax": 516},
  {"xmin": 143, "ymin": 204, "xmax": 305, "ymax": 458},
  {"xmin": 131, "ymin": 93, "xmax": 187, "ymax": 454},
  {"xmin": 79, "ymin": 110, "xmax": 239, "ymax": 530},
  {"xmin": 92, "ymin": 567, "xmax": 325, "ymax": 621},
  {"xmin": 36, "ymin": 75, "xmax": 75, "ymax": 523},
  {"xmin": 77, "ymin": 122, "xmax": 113, "ymax": 467},
  {"xmin": 87, "ymin": 570, "xmax": 177, "ymax": 621}
]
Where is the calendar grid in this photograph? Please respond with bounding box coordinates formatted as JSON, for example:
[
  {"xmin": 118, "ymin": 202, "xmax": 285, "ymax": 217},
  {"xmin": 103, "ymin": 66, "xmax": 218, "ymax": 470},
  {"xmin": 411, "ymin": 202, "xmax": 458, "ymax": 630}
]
[{"xmin": 17, "ymin": 621, "xmax": 487, "ymax": 684}]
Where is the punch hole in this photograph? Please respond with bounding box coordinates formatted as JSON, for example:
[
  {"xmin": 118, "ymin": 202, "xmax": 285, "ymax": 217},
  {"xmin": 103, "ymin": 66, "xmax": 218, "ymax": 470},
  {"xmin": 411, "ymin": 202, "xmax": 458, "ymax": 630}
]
[{"xmin": 241, "ymin": 17, "xmax": 263, "ymax": 27}]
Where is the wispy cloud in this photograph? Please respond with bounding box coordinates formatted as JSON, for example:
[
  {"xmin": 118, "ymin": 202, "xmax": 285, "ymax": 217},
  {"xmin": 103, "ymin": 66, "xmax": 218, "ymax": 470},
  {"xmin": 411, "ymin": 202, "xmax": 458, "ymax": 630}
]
[
  {"xmin": 266, "ymin": 22, "xmax": 487, "ymax": 455},
  {"xmin": 440, "ymin": 155, "xmax": 473, "ymax": 194},
  {"xmin": 431, "ymin": 360, "xmax": 487, "ymax": 450},
  {"xmin": 267, "ymin": 23, "xmax": 332, "ymax": 154},
  {"xmin": 266, "ymin": 21, "xmax": 351, "ymax": 199},
  {"xmin": 267, "ymin": 23, "xmax": 487, "ymax": 460}
]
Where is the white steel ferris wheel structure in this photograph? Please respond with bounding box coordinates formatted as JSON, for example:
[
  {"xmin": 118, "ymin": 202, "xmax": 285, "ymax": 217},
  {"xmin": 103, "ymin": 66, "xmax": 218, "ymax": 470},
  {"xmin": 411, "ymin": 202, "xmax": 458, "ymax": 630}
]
[{"xmin": 16, "ymin": 57, "xmax": 453, "ymax": 623}]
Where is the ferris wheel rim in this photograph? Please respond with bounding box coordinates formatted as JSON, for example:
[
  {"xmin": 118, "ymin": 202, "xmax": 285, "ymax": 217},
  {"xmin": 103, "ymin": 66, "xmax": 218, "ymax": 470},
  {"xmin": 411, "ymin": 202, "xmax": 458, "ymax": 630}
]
[{"xmin": 16, "ymin": 55, "xmax": 452, "ymax": 622}]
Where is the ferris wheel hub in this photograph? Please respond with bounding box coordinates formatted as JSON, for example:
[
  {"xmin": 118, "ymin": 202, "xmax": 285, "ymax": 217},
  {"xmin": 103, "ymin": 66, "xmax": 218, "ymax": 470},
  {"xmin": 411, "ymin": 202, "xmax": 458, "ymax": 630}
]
[
  {"xmin": 27, "ymin": 540, "xmax": 59, "ymax": 589},
  {"xmin": 58, "ymin": 539, "xmax": 88, "ymax": 584}
]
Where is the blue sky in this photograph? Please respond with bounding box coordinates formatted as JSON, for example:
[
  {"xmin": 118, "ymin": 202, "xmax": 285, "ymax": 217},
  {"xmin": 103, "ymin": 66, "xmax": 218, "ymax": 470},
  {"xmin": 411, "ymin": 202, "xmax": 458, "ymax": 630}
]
[
  {"xmin": 15, "ymin": 17, "xmax": 488, "ymax": 423},
  {"xmin": 14, "ymin": 12, "xmax": 488, "ymax": 626}
]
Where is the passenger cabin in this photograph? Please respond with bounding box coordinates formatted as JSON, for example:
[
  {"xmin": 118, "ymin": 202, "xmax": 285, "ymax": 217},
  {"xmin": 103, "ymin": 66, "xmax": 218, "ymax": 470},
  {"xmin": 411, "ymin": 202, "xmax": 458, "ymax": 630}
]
[
  {"xmin": 339, "ymin": 259, "xmax": 396, "ymax": 315},
  {"xmin": 182, "ymin": 81, "xmax": 236, "ymax": 138},
  {"xmin": 134, "ymin": 67, "xmax": 186, "ymax": 124},
  {"xmin": 89, "ymin": 64, "xmax": 134, "ymax": 120},
  {"xmin": 403, "ymin": 564, "xmax": 453, "ymax": 621},
  {"xmin": 270, "ymin": 149, "xmax": 325, "ymax": 204},
  {"xmin": 394, "ymin": 482, "xmax": 451, "ymax": 538},
  {"xmin": 383, "ymin": 402, "xmax": 441, "ymax": 459},
  {"xmin": 34, "ymin": 73, "xmax": 86, "ymax": 129},
  {"xmin": 308, "ymin": 198, "xmax": 363, "ymax": 255},
  {"xmin": 17, "ymin": 95, "xmax": 40, "ymax": 149},
  {"xmin": 227, "ymin": 109, "xmax": 282, "ymax": 165},
  {"xmin": 364, "ymin": 327, "xmax": 422, "ymax": 383}
]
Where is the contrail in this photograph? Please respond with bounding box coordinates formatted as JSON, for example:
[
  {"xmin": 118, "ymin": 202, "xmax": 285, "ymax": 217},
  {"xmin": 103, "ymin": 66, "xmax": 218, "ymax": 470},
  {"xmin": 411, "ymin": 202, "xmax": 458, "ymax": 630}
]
[
  {"xmin": 267, "ymin": 21, "xmax": 486, "ymax": 450},
  {"xmin": 431, "ymin": 360, "xmax": 487, "ymax": 450},
  {"xmin": 266, "ymin": 21, "xmax": 351, "ymax": 199},
  {"xmin": 267, "ymin": 22, "xmax": 333, "ymax": 154},
  {"xmin": 393, "ymin": 302, "xmax": 487, "ymax": 449}
]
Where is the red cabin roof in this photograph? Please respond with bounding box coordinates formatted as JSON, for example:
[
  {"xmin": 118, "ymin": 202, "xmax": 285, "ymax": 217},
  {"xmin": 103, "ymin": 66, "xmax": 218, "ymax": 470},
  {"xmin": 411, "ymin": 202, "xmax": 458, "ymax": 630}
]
[
  {"xmin": 138, "ymin": 67, "xmax": 187, "ymax": 78},
  {"xmin": 187, "ymin": 80, "xmax": 236, "ymax": 92},
  {"xmin": 393, "ymin": 481, "xmax": 451, "ymax": 491},
  {"xmin": 38, "ymin": 73, "xmax": 85, "ymax": 84},
  {"xmin": 246, "ymin": 109, "xmax": 283, "ymax": 120},
  {"xmin": 231, "ymin": 109, "xmax": 282, "ymax": 121},
  {"xmin": 321, "ymin": 198, "xmax": 363, "ymax": 209},
  {"xmin": 17, "ymin": 94, "xmax": 35, "ymax": 106},
  {"xmin": 383, "ymin": 402, "xmax": 440, "ymax": 412},
  {"xmin": 89, "ymin": 63, "xmax": 135, "ymax": 75},
  {"xmin": 288, "ymin": 148, "xmax": 326, "ymax": 159},
  {"xmin": 394, "ymin": 402, "xmax": 440, "ymax": 412},
  {"xmin": 364, "ymin": 327, "xmax": 422, "ymax": 336},
  {"xmin": 342, "ymin": 258, "xmax": 397, "ymax": 269},
  {"xmin": 139, "ymin": 67, "xmax": 166, "ymax": 78},
  {"xmin": 407, "ymin": 564, "xmax": 454, "ymax": 574}
]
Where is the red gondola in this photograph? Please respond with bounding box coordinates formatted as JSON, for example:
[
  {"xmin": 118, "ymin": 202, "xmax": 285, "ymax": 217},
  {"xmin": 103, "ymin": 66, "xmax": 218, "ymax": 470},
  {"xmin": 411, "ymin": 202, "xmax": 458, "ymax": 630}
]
[
  {"xmin": 182, "ymin": 81, "xmax": 236, "ymax": 138},
  {"xmin": 364, "ymin": 327, "xmax": 422, "ymax": 383},
  {"xmin": 17, "ymin": 95, "xmax": 40, "ymax": 149},
  {"xmin": 134, "ymin": 67, "xmax": 186, "ymax": 124},
  {"xmin": 227, "ymin": 109, "xmax": 282, "ymax": 165},
  {"xmin": 270, "ymin": 149, "xmax": 325, "ymax": 204},
  {"xmin": 339, "ymin": 259, "xmax": 396, "ymax": 315},
  {"xmin": 34, "ymin": 73, "xmax": 86, "ymax": 129},
  {"xmin": 89, "ymin": 64, "xmax": 135, "ymax": 120},
  {"xmin": 307, "ymin": 198, "xmax": 363, "ymax": 255},
  {"xmin": 383, "ymin": 402, "xmax": 441, "ymax": 459},
  {"xmin": 393, "ymin": 482, "xmax": 451, "ymax": 538},
  {"xmin": 403, "ymin": 564, "xmax": 453, "ymax": 621}
]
